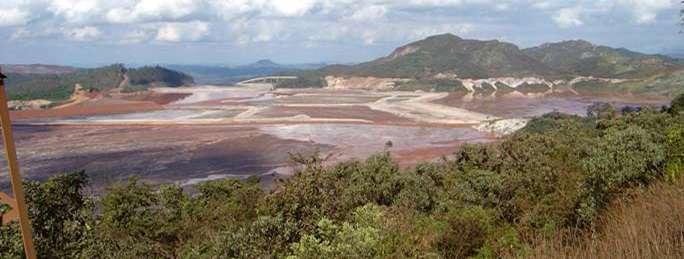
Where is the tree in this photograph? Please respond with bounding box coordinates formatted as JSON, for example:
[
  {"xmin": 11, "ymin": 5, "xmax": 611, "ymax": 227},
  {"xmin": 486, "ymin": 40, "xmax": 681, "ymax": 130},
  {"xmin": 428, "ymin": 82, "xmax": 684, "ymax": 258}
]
[
  {"xmin": 669, "ymin": 94, "xmax": 684, "ymax": 115},
  {"xmin": 0, "ymin": 171, "xmax": 94, "ymax": 258},
  {"xmin": 586, "ymin": 102, "xmax": 616, "ymax": 119}
]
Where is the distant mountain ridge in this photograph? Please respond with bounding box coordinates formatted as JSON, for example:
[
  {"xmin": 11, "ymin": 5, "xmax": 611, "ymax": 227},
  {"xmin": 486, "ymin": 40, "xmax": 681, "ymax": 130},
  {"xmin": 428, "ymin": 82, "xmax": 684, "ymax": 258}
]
[
  {"xmin": 523, "ymin": 40, "xmax": 680, "ymax": 78},
  {"xmin": 323, "ymin": 34, "xmax": 559, "ymax": 79},
  {"xmin": 168, "ymin": 60, "xmax": 326, "ymax": 85},
  {"xmin": 2, "ymin": 64, "xmax": 79, "ymax": 75},
  {"xmin": 323, "ymin": 34, "xmax": 681, "ymax": 80},
  {"xmin": 279, "ymin": 33, "xmax": 683, "ymax": 95}
]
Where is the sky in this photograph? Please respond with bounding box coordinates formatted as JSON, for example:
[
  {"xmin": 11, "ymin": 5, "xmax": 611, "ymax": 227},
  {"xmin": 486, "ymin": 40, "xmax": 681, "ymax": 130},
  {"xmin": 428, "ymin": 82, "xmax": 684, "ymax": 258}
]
[{"xmin": 0, "ymin": 0, "xmax": 682, "ymax": 67}]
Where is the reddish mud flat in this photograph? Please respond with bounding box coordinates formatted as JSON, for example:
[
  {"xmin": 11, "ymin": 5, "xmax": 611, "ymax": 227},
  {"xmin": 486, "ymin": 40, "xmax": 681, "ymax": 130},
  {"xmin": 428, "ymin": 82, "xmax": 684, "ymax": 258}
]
[
  {"xmin": 254, "ymin": 105, "xmax": 416, "ymax": 124},
  {"xmin": 0, "ymin": 123, "xmax": 490, "ymax": 193},
  {"xmin": 434, "ymin": 92, "xmax": 671, "ymax": 118},
  {"xmin": 0, "ymin": 125, "xmax": 329, "ymax": 192},
  {"xmin": 2, "ymin": 85, "xmax": 669, "ymax": 192},
  {"xmin": 10, "ymin": 91, "xmax": 190, "ymax": 120}
]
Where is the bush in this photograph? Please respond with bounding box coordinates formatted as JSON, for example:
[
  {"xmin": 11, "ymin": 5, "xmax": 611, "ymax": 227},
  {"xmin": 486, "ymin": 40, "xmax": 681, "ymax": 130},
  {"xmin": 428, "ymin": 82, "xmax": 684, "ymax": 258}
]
[
  {"xmin": 665, "ymin": 125, "xmax": 684, "ymax": 181},
  {"xmin": 578, "ymin": 126, "xmax": 665, "ymax": 225},
  {"xmin": 437, "ymin": 207, "xmax": 490, "ymax": 258},
  {"xmin": 669, "ymin": 94, "xmax": 684, "ymax": 114},
  {"xmin": 213, "ymin": 215, "xmax": 298, "ymax": 258},
  {"xmin": 289, "ymin": 205, "xmax": 384, "ymax": 258}
]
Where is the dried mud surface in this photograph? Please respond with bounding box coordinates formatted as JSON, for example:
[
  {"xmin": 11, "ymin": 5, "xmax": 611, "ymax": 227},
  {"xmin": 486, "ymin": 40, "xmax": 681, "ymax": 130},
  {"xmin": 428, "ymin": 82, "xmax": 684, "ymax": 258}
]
[{"xmin": 0, "ymin": 85, "xmax": 671, "ymax": 191}]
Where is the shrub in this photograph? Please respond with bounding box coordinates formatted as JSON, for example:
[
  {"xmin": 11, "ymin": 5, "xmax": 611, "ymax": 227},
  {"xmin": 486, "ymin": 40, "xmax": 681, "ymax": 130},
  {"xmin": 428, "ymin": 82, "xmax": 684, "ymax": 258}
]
[
  {"xmin": 214, "ymin": 215, "xmax": 298, "ymax": 258},
  {"xmin": 665, "ymin": 124, "xmax": 684, "ymax": 181},
  {"xmin": 669, "ymin": 94, "xmax": 684, "ymax": 115},
  {"xmin": 578, "ymin": 126, "xmax": 666, "ymax": 225},
  {"xmin": 289, "ymin": 205, "xmax": 384, "ymax": 259},
  {"xmin": 437, "ymin": 207, "xmax": 489, "ymax": 258},
  {"xmin": 586, "ymin": 102, "xmax": 616, "ymax": 119}
]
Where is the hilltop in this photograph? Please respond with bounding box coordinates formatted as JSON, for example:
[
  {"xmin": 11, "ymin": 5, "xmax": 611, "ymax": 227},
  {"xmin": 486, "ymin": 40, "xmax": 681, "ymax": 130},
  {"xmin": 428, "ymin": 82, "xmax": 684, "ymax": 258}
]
[
  {"xmin": 327, "ymin": 33, "xmax": 559, "ymax": 79},
  {"xmin": 523, "ymin": 40, "xmax": 681, "ymax": 78},
  {"xmin": 279, "ymin": 34, "xmax": 684, "ymax": 95}
]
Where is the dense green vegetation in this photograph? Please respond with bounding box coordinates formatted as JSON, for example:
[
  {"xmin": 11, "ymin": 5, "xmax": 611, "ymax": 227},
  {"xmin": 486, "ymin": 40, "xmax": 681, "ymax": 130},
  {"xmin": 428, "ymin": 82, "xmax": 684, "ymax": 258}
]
[
  {"xmin": 5, "ymin": 65, "xmax": 126, "ymax": 101},
  {"xmin": 127, "ymin": 66, "xmax": 194, "ymax": 88},
  {"xmin": 274, "ymin": 70, "xmax": 328, "ymax": 88},
  {"xmin": 1, "ymin": 96, "xmax": 683, "ymax": 258},
  {"xmin": 4, "ymin": 65, "xmax": 193, "ymax": 101},
  {"xmin": 327, "ymin": 34, "xmax": 558, "ymax": 80},
  {"xmin": 524, "ymin": 40, "xmax": 680, "ymax": 79}
]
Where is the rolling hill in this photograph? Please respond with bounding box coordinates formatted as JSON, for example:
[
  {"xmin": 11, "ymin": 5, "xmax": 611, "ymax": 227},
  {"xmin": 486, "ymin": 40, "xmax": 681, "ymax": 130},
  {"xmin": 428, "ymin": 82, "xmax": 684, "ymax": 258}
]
[
  {"xmin": 278, "ymin": 34, "xmax": 683, "ymax": 95},
  {"xmin": 325, "ymin": 33, "xmax": 559, "ymax": 79},
  {"xmin": 523, "ymin": 40, "xmax": 681, "ymax": 78},
  {"xmin": 3, "ymin": 64, "xmax": 193, "ymax": 101}
]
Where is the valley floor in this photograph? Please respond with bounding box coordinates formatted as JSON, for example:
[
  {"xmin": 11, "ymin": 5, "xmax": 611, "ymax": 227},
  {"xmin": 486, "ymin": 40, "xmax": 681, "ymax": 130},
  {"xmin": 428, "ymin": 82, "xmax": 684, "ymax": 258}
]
[{"xmin": 0, "ymin": 85, "xmax": 670, "ymax": 191}]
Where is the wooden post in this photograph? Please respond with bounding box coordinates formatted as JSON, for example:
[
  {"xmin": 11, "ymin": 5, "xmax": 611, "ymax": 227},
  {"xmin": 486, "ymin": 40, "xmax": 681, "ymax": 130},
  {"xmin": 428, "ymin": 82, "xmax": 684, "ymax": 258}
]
[{"xmin": 0, "ymin": 68, "xmax": 37, "ymax": 259}]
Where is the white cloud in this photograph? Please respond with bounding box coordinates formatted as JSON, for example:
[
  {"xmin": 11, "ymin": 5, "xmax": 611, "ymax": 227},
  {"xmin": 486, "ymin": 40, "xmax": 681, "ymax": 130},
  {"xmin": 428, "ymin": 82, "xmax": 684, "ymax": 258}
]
[
  {"xmin": 530, "ymin": 1, "xmax": 553, "ymax": 10},
  {"xmin": 348, "ymin": 5, "xmax": 387, "ymax": 22},
  {"xmin": 48, "ymin": 0, "xmax": 102, "ymax": 24},
  {"xmin": 106, "ymin": 0, "xmax": 200, "ymax": 24},
  {"xmin": 264, "ymin": 0, "xmax": 317, "ymax": 17},
  {"xmin": 10, "ymin": 27, "xmax": 32, "ymax": 40},
  {"xmin": 622, "ymin": 0, "xmax": 673, "ymax": 24},
  {"xmin": 553, "ymin": 7, "xmax": 583, "ymax": 28},
  {"xmin": 0, "ymin": 0, "xmax": 678, "ymax": 47},
  {"xmin": 0, "ymin": 8, "xmax": 30, "ymax": 26},
  {"xmin": 63, "ymin": 26, "xmax": 102, "ymax": 41},
  {"xmin": 155, "ymin": 21, "xmax": 209, "ymax": 42},
  {"xmin": 409, "ymin": 23, "xmax": 474, "ymax": 39}
]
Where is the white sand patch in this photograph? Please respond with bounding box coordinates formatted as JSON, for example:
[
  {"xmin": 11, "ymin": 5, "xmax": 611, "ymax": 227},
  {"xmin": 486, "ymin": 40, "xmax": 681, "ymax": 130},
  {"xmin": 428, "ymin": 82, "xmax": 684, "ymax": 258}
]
[
  {"xmin": 368, "ymin": 92, "xmax": 496, "ymax": 124},
  {"xmin": 475, "ymin": 118, "xmax": 529, "ymax": 136},
  {"xmin": 152, "ymin": 85, "xmax": 272, "ymax": 104}
]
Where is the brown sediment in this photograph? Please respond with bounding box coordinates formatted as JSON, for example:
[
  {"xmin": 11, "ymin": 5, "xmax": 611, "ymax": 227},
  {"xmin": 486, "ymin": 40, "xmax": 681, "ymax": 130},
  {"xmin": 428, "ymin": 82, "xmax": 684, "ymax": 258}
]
[
  {"xmin": 432, "ymin": 91, "xmax": 671, "ymax": 118},
  {"xmin": 0, "ymin": 125, "xmax": 330, "ymax": 192},
  {"xmin": 118, "ymin": 92, "xmax": 192, "ymax": 105},
  {"xmin": 11, "ymin": 99, "xmax": 163, "ymax": 120},
  {"xmin": 254, "ymin": 105, "xmax": 416, "ymax": 124}
]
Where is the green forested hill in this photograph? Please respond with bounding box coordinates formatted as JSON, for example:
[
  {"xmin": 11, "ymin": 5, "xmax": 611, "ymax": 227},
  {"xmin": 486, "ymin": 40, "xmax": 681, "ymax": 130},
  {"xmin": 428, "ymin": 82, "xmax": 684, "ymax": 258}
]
[
  {"xmin": 277, "ymin": 34, "xmax": 684, "ymax": 93},
  {"xmin": 328, "ymin": 33, "xmax": 559, "ymax": 79},
  {"xmin": 4, "ymin": 64, "xmax": 193, "ymax": 101},
  {"xmin": 127, "ymin": 65, "xmax": 194, "ymax": 87},
  {"xmin": 523, "ymin": 40, "xmax": 681, "ymax": 78}
]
